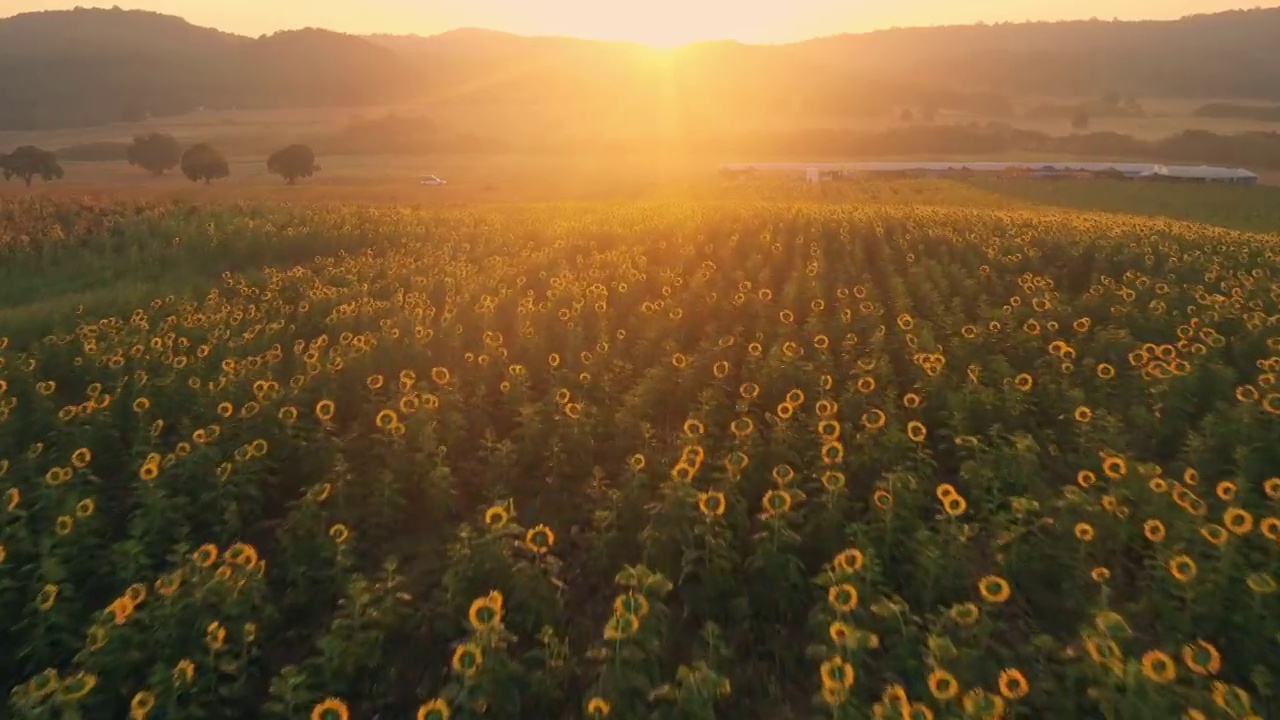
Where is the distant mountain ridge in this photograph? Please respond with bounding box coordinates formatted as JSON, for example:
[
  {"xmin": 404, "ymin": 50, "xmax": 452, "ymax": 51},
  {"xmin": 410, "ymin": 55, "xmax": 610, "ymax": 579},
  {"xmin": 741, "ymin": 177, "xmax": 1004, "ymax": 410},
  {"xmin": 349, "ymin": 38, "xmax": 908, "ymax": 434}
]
[{"xmin": 2, "ymin": 6, "xmax": 1280, "ymax": 131}]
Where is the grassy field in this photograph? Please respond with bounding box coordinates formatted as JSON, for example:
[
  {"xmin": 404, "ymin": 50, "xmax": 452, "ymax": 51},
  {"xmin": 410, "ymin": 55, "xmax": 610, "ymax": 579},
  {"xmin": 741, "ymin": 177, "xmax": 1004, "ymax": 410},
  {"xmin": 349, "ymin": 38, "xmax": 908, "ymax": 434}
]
[{"xmin": 2, "ymin": 181, "xmax": 1280, "ymax": 720}]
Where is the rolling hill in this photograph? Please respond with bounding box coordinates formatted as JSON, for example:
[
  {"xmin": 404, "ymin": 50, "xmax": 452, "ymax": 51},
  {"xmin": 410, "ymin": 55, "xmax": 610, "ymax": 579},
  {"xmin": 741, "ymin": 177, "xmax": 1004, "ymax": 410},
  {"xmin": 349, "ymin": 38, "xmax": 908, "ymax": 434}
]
[
  {"xmin": 0, "ymin": 7, "xmax": 417, "ymax": 130},
  {"xmin": 2, "ymin": 6, "xmax": 1280, "ymax": 131}
]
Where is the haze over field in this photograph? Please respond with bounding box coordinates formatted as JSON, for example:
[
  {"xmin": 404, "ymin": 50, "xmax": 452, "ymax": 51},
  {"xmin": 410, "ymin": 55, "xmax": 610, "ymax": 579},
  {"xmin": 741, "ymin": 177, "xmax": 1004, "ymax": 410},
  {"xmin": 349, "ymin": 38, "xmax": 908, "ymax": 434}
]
[
  {"xmin": 6, "ymin": 0, "xmax": 1263, "ymax": 44},
  {"xmin": 2, "ymin": 3, "xmax": 1280, "ymax": 134}
]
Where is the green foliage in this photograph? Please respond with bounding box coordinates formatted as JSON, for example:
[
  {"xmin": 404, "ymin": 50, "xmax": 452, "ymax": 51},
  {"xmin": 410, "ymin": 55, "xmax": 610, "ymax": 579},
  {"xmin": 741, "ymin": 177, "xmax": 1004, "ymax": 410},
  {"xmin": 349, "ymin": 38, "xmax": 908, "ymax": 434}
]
[
  {"xmin": 0, "ymin": 193, "xmax": 1278, "ymax": 720},
  {"xmin": 0, "ymin": 146, "xmax": 64, "ymax": 187},
  {"xmin": 266, "ymin": 145, "xmax": 321, "ymax": 185},
  {"xmin": 127, "ymin": 133, "xmax": 182, "ymax": 176},
  {"xmin": 180, "ymin": 144, "xmax": 230, "ymax": 184}
]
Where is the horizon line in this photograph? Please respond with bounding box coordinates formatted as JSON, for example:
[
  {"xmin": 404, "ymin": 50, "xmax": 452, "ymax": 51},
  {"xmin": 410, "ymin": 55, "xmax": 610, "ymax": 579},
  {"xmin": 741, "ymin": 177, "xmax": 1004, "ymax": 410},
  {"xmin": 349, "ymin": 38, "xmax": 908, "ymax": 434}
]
[{"xmin": 3, "ymin": 4, "xmax": 1279, "ymax": 48}]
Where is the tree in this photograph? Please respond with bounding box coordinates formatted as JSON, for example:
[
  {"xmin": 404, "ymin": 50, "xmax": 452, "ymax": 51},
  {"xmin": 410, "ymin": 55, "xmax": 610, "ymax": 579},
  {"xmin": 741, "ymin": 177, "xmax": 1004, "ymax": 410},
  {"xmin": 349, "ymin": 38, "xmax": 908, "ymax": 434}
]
[
  {"xmin": 1071, "ymin": 112, "xmax": 1091, "ymax": 130},
  {"xmin": 266, "ymin": 144, "xmax": 321, "ymax": 184},
  {"xmin": 180, "ymin": 143, "xmax": 230, "ymax": 184},
  {"xmin": 0, "ymin": 146, "xmax": 64, "ymax": 187},
  {"xmin": 127, "ymin": 132, "xmax": 181, "ymax": 175}
]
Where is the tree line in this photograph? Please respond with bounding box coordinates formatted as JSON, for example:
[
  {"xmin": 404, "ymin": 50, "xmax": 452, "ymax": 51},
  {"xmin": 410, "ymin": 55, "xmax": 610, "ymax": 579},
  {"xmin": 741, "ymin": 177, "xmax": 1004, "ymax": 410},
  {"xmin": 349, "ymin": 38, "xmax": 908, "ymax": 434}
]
[{"xmin": 0, "ymin": 133, "xmax": 321, "ymax": 187}]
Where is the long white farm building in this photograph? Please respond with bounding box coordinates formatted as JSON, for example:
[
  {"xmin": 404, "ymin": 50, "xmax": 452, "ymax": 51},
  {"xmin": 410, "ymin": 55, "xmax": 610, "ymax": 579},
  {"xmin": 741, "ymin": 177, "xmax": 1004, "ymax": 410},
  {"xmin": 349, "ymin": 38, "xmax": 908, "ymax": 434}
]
[{"xmin": 720, "ymin": 161, "xmax": 1259, "ymax": 185}]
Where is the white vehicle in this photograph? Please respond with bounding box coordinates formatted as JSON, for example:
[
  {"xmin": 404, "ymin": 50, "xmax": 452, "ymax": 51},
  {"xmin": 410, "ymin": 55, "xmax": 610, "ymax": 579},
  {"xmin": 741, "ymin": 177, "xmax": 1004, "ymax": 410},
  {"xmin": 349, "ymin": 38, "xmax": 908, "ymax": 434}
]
[{"xmin": 419, "ymin": 175, "xmax": 448, "ymax": 186}]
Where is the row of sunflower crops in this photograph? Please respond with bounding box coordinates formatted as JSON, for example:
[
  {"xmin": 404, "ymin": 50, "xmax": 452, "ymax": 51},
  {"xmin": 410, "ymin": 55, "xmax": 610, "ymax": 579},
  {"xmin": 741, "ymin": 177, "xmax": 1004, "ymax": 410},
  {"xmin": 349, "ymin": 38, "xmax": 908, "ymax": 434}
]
[{"xmin": 1, "ymin": 195, "xmax": 1278, "ymax": 720}]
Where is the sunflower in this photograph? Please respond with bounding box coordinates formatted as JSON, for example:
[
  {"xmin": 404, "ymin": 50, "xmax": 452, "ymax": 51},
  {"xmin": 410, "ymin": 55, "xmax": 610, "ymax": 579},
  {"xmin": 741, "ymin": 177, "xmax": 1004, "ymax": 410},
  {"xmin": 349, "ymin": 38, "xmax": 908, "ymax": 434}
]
[
  {"xmin": 762, "ymin": 489, "xmax": 793, "ymax": 517},
  {"xmin": 1216, "ymin": 481, "xmax": 1237, "ymax": 501},
  {"xmin": 828, "ymin": 583, "xmax": 859, "ymax": 613},
  {"xmin": 1143, "ymin": 519, "xmax": 1166, "ymax": 542},
  {"xmin": 55, "ymin": 515, "xmax": 74, "ymax": 535},
  {"xmin": 997, "ymin": 668, "xmax": 1029, "ymax": 700},
  {"xmin": 961, "ymin": 689, "xmax": 1005, "ymax": 720},
  {"xmin": 1181, "ymin": 640, "xmax": 1222, "ymax": 676},
  {"xmin": 418, "ymin": 698, "xmax": 450, "ymax": 720},
  {"xmin": 1076, "ymin": 470, "xmax": 1097, "ymax": 487},
  {"xmin": 821, "ymin": 441, "xmax": 844, "ymax": 465},
  {"xmin": 1245, "ymin": 573, "xmax": 1276, "ymax": 594},
  {"xmin": 1091, "ymin": 566, "xmax": 1111, "ymax": 583},
  {"xmin": 56, "ymin": 671, "xmax": 97, "ymax": 700},
  {"xmin": 614, "ymin": 592, "xmax": 650, "ymax": 620},
  {"xmin": 943, "ymin": 495, "xmax": 967, "ymax": 516},
  {"xmin": 821, "ymin": 471, "xmax": 846, "ymax": 492},
  {"xmin": 829, "ymin": 621, "xmax": 853, "ymax": 646},
  {"xmin": 819, "ymin": 656, "xmax": 855, "ymax": 690},
  {"xmin": 1074, "ymin": 522, "xmax": 1095, "ymax": 542},
  {"xmin": 949, "ymin": 602, "xmax": 980, "ymax": 626},
  {"xmin": 130, "ymin": 690, "xmax": 157, "ymax": 718},
  {"xmin": 483, "ymin": 504, "xmax": 510, "ymax": 528},
  {"xmin": 697, "ymin": 491, "xmax": 726, "ymax": 517},
  {"xmin": 1013, "ymin": 373, "xmax": 1033, "ymax": 391},
  {"xmin": 34, "ymin": 582, "xmax": 62, "ymax": 613},
  {"xmin": 927, "ymin": 668, "xmax": 959, "ymax": 700},
  {"xmin": 857, "ymin": 377, "xmax": 876, "ymax": 394},
  {"xmin": 1141, "ymin": 650, "xmax": 1176, "ymax": 683},
  {"xmin": 585, "ymin": 697, "xmax": 610, "ymax": 718},
  {"xmin": 603, "ymin": 612, "xmax": 640, "ymax": 640},
  {"xmin": 873, "ymin": 490, "xmax": 893, "ymax": 510},
  {"xmin": 206, "ymin": 621, "xmax": 226, "ymax": 651},
  {"xmin": 1096, "ymin": 363, "xmax": 1116, "ymax": 379},
  {"xmin": 315, "ymin": 399, "xmax": 336, "ymax": 421},
  {"xmin": 671, "ymin": 463, "xmax": 696, "ymax": 483},
  {"xmin": 172, "ymin": 659, "xmax": 195, "ymax": 687},
  {"xmin": 1168, "ymin": 555, "xmax": 1197, "ymax": 582},
  {"xmin": 906, "ymin": 420, "xmax": 927, "ymax": 442},
  {"xmin": 833, "ymin": 548, "xmax": 865, "ymax": 574},
  {"xmin": 978, "ymin": 575, "xmax": 1011, "ymax": 603},
  {"xmin": 28, "ymin": 669, "xmax": 60, "ymax": 698},
  {"xmin": 311, "ymin": 698, "xmax": 350, "ymax": 720},
  {"xmin": 468, "ymin": 591, "xmax": 504, "ymax": 631},
  {"xmin": 1264, "ymin": 477, "xmax": 1280, "ymax": 500},
  {"xmin": 451, "ymin": 642, "xmax": 484, "ymax": 677},
  {"xmin": 71, "ymin": 447, "xmax": 92, "ymax": 468},
  {"xmin": 329, "ymin": 524, "xmax": 350, "ymax": 544},
  {"xmin": 124, "ymin": 583, "xmax": 147, "ymax": 605},
  {"xmin": 375, "ymin": 409, "xmax": 398, "ymax": 429},
  {"xmin": 1101, "ymin": 455, "xmax": 1127, "ymax": 479},
  {"xmin": 1210, "ymin": 682, "xmax": 1253, "ymax": 718},
  {"xmin": 1261, "ymin": 517, "xmax": 1280, "ymax": 541},
  {"xmin": 525, "ymin": 524, "xmax": 555, "ymax": 554},
  {"xmin": 862, "ymin": 409, "xmax": 887, "ymax": 429},
  {"xmin": 1223, "ymin": 507, "xmax": 1253, "ymax": 535},
  {"xmin": 192, "ymin": 543, "xmax": 219, "ymax": 567}
]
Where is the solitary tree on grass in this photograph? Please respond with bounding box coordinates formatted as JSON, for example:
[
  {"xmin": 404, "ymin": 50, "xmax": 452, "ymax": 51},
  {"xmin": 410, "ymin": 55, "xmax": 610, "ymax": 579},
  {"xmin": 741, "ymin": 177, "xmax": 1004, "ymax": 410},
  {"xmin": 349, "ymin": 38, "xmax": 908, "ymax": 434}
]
[
  {"xmin": 127, "ymin": 132, "xmax": 182, "ymax": 175},
  {"xmin": 267, "ymin": 144, "xmax": 321, "ymax": 184},
  {"xmin": 180, "ymin": 143, "xmax": 230, "ymax": 184},
  {"xmin": 0, "ymin": 146, "xmax": 64, "ymax": 187}
]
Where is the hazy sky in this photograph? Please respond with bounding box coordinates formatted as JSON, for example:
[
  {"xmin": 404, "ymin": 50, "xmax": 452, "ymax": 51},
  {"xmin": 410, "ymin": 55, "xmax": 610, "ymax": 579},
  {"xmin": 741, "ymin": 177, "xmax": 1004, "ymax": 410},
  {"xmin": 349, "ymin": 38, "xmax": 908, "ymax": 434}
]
[{"xmin": 6, "ymin": 1, "xmax": 1264, "ymax": 44}]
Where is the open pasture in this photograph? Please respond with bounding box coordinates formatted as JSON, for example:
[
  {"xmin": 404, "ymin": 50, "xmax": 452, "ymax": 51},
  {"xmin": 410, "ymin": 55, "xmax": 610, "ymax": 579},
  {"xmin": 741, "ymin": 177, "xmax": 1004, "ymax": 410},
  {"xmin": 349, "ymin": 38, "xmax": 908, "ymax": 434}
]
[{"xmin": 1, "ymin": 190, "xmax": 1279, "ymax": 720}]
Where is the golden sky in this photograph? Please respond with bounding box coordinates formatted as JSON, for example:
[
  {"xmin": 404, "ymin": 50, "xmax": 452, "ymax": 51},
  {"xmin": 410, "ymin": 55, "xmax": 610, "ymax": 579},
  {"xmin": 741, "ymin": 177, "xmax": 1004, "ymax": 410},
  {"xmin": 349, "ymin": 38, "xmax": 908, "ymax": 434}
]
[{"xmin": 7, "ymin": 0, "xmax": 1264, "ymax": 44}]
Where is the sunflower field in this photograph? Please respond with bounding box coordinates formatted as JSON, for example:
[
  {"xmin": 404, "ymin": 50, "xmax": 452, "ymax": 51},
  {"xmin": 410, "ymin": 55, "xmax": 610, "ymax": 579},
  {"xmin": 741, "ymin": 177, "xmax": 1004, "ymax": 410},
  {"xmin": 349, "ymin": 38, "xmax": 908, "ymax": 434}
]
[{"xmin": 1, "ymin": 195, "xmax": 1278, "ymax": 720}]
